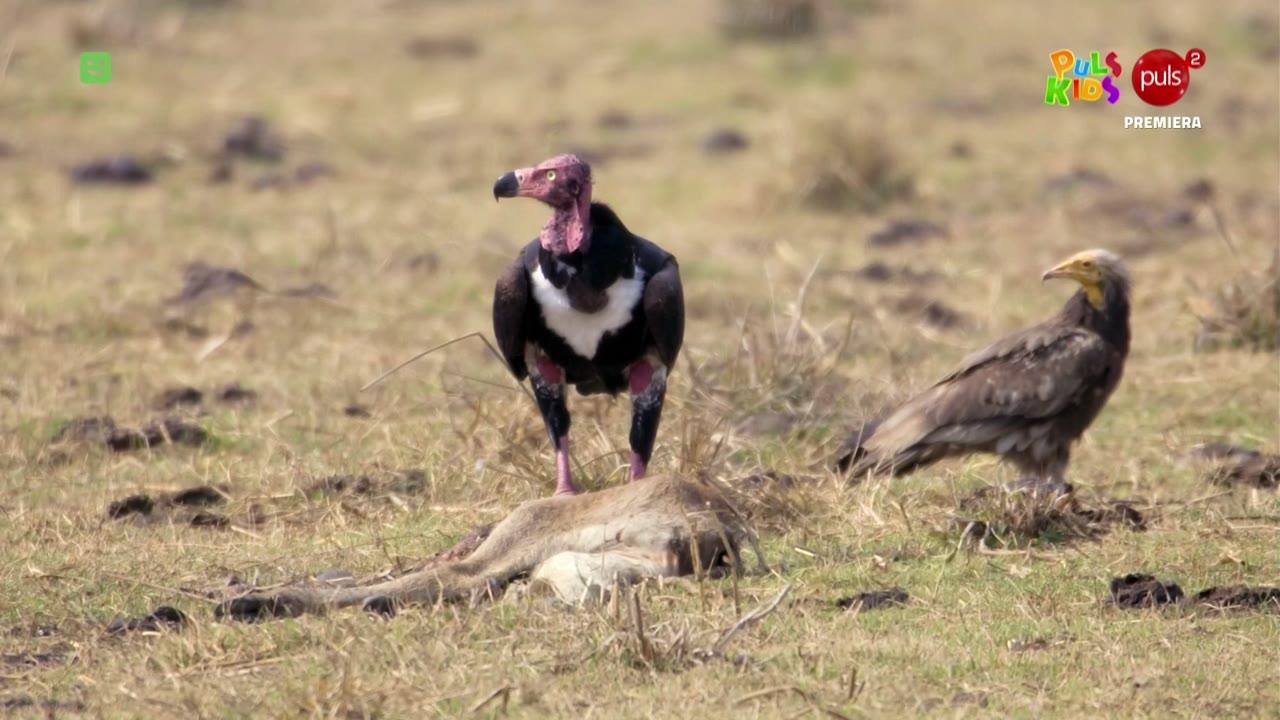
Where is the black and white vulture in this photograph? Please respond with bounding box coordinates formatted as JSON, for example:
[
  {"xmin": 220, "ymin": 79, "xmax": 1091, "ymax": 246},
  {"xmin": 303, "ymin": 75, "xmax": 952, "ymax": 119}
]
[
  {"xmin": 836, "ymin": 249, "xmax": 1131, "ymax": 486},
  {"xmin": 491, "ymin": 154, "xmax": 684, "ymax": 496}
]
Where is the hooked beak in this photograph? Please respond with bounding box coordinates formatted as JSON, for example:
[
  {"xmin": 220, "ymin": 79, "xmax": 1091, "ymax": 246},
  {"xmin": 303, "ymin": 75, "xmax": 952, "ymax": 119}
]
[
  {"xmin": 1042, "ymin": 260, "xmax": 1077, "ymax": 282},
  {"xmin": 492, "ymin": 171, "xmax": 519, "ymax": 201}
]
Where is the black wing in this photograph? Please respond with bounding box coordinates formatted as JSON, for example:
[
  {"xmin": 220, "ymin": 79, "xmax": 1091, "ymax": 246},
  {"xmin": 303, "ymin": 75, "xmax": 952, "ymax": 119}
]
[
  {"xmin": 492, "ymin": 250, "xmax": 532, "ymax": 380},
  {"xmin": 642, "ymin": 259, "xmax": 684, "ymax": 368}
]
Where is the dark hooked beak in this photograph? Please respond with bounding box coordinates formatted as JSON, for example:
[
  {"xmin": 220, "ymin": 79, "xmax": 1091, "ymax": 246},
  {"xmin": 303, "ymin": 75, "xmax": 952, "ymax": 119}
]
[{"xmin": 492, "ymin": 171, "xmax": 519, "ymax": 201}]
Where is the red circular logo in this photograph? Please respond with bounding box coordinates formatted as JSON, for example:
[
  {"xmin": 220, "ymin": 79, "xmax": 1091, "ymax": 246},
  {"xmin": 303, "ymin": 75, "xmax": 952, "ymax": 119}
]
[{"xmin": 1131, "ymin": 49, "xmax": 1190, "ymax": 106}]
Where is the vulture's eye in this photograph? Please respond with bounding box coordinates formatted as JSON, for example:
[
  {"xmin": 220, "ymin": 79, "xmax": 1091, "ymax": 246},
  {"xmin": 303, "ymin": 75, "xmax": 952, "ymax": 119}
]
[
  {"xmin": 546, "ymin": 170, "xmax": 557, "ymax": 181},
  {"xmin": 1081, "ymin": 260, "xmax": 1094, "ymax": 268}
]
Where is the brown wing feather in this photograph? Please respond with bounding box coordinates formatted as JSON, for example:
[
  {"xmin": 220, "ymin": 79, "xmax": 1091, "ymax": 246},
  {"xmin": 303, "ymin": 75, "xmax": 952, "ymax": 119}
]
[
  {"xmin": 852, "ymin": 322, "xmax": 1113, "ymax": 473},
  {"xmin": 492, "ymin": 256, "xmax": 530, "ymax": 380},
  {"xmin": 643, "ymin": 261, "xmax": 684, "ymax": 368}
]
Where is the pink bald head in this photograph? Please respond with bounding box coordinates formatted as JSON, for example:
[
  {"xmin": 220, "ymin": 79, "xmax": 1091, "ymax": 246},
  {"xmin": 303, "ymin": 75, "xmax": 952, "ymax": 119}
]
[{"xmin": 493, "ymin": 154, "xmax": 594, "ymax": 255}]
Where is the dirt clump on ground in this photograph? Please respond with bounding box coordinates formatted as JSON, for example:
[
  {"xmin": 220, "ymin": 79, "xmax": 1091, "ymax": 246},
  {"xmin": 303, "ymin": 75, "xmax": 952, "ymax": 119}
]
[
  {"xmin": 213, "ymin": 382, "xmax": 257, "ymax": 404},
  {"xmin": 222, "ymin": 116, "xmax": 285, "ymax": 162},
  {"xmin": 155, "ymin": 386, "xmax": 203, "ymax": 410},
  {"xmin": 894, "ymin": 294, "xmax": 967, "ymax": 329},
  {"xmin": 1190, "ymin": 585, "xmax": 1280, "ymax": 611},
  {"xmin": 54, "ymin": 415, "xmax": 209, "ymax": 453},
  {"xmin": 703, "ymin": 127, "xmax": 749, "ymax": 155},
  {"xmin": 867, "ymin": 218, "xmax": 948, "ymax": 247},
  {"xmin": 105, "ymin": 606, "xmax": 188, "ymax": 635},
  {"xmin": 70, "ymin": 155, "xmax": 152, "ymax": 185},
  {"xmin": 1, "ymin": 649, "xmax": 70, "ymax": 669},
  {"xmin": 168, "ymin": 262, "xmax": 264, "ymax": 305},
  {"xmin": 837, "ymin": 587, "xmax": 909, "ymax": 612},
  {"xmin": 405, "ymin": 34, "xmax": 479, "ymax": 60},
  {"xmin": 304, "ymin": 469, "xmax": 428, "ymax": 498},
  {"xmin": 1108, "ymin": 574, "xmax": 1184, "ymax": 608},
  {"xmin": 105, "ymin": 484, "xmax": 230, "ymax": 528},
  {"xmin": 105, "ymin": 416, "xmax": 208, "ymax": 451},
  {"xmin": 1192, "ymin": 442, "xmax": 1279, "ymax": 489},
  {"xmin": 1107, "ymin": 574, "xmax": 1280, "ymax": 613}
]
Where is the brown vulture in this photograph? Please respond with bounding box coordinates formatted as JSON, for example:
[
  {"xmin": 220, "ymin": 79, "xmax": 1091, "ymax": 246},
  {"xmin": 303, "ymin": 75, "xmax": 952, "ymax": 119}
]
[
  {"xmin": 492, "ymin": 154, "xmax": 684, "ymax": 496},
  {"xmin": 836, "ymin": 249, "xmax": 1131, "ymax": 486}
]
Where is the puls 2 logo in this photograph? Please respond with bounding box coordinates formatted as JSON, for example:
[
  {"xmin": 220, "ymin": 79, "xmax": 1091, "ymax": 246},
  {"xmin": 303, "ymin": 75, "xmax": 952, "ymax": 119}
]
[{"xmin": 1045, "ymin": 50, "xmax": 1122, "ymax": 106}]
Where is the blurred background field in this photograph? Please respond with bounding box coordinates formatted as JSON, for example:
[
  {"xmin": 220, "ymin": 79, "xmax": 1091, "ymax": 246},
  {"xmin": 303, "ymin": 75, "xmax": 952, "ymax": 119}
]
[{"xmin": 0, "ymin": 0, "xmax": 1277, "ymax": 717}]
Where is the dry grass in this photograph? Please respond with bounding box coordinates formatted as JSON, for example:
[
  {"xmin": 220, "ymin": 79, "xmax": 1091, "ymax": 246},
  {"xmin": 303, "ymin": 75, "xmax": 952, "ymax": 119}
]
[
  {"xmin": 720, "ymin": 0, "xmax": 820, "ymax": 41},
  {"xmin": 777, "ymin": 117, "xmax": 915, "ymax": 212},
  {"xmin": 950, "ymin": 484, "xmax": 1147, "ymax": 548},
  {"xmin": 1, "ymin": 0, "xmax": 1279, "ymax": 717},
  {"xmin": 1194, "ymin": 245, "xmax": 1280, "ymax": 352}
]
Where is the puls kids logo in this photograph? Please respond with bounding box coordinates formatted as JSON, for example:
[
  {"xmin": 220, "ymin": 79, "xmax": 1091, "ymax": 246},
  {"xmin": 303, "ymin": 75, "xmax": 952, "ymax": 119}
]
[
  {"xmin": 1044, "ymin": 50, "xmax": 1122, "ymax": 106},
  {"xmin": 1045, "ymin": 48, "xmax": 1206, "ymax": 108}
]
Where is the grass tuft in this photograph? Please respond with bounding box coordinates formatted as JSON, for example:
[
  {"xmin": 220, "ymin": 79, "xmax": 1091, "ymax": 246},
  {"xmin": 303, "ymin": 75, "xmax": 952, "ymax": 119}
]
[
  {"xmin": 720, "ymin": 0, "xmax": 820, "ymax": 40},
  {"xmin": 950, "ymin": 484, "xmax": 1146, "ymax": 548},
  {"xmin": 1193, "ymin": 246, "xmax": 1280, "ymax": 352},
  {"xmin": 778, "ymin": 117, "xmax": 914, "ymax": 212}
]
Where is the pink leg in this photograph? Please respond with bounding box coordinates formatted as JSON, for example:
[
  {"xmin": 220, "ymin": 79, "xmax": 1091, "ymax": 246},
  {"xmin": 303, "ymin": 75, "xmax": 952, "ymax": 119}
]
[
  {"xmin": 629, "ymin": 453, "xmax": 647, "ymax": 481},
  {"xmin": 554, "ymin": 436, "xmax": 578, "ymax": 496},
  {"xmin": 532, "ymin": 355, "xmax": 576, "ymax": 497}
]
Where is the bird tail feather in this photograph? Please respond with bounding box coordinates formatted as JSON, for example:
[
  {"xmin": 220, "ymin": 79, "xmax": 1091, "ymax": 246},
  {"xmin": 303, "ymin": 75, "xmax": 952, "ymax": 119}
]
[{"xmin": 835, "ymin": 418, "xmax": 945, "ymax": 481}]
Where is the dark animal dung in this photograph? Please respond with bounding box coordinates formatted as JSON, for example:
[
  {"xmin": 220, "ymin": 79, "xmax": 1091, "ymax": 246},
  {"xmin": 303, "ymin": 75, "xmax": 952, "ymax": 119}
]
[
  {"xmin": 222, "ymin": 116, "xmax": 285, "ymax": 162},
  {"xmin": 1106, "ymin": 575, "xmax": 1280, "ymax": 613},
  {"xmin": 214, "ymin": 382, "xmax": 257, "ymax": 404},
  {"xmin": 106, "ymin": 494, "xmax": 155, "ymax": 519},
  {"xmin": 1191, "ymin": 586, "xmax": 1280, "ymax": 611},
  {"xmin": 70, "ymin": 155, "xmax": 152, "ymax": 185},
  {"xmin": 214, "ymin": 594, "xmax": 306, "ymax": 622},
  {"xmin": 155, "ymin": 386, "xmax": 203, "ymax": 410},
  {"xmin": 168, "ymin": 485, "xmax": 227, "ymax": 507},
  {"xmin": 1108, "ymin": 574, "xmax": 1184, "ymax": 608},
  {"xmin": 106, "ymin": 416, "xmax": 208, "ymax": 451},
  {"xmin": 894, "ymin": 294, "xmax": 967, "ymax": 329},
  {"xmin": 53, "ymin": 416, "xmax": 118, "ymax": 444},
  {"xmin": 105, "ymin": 484, "xmax": 227, "ymax": 523},
  {"xmin": 1, "ymin": 651, "xmax": 67, "ymax": 668},
  {"xmin": 105, "ymin": 606, "xmax": 187, "ymax": 635},
  {"xmin": 169, "ymin": 262, "xmax": 263, "ymax": 305},
  {"xmin": 306, "ymin": 474, "xmax": 375, "ymax": 496},
  {"xmin": 703, "ymin": 128, "xmax": 750, "ymax": 155},
  {"xmin": 343, "ymin": 403, "xmax": 372, "ymax": 418},
  {"xmin": 294, "ymin": 160, "xmax": 336, "ymax": 184},
  {"xmin": 1041, "ymin": 166, "xmax": 1115, "ymax": 195},
  {"xmin": 278, "ymin": 282, "xmax": 337, "ymax": 298},
  {"xmin": 405, "ymin": 34, "xmax": 479, "ymax": 59},
  {"xmin": 837, "ymin": 588, "xmax": 910, "ymax": 611},
  {"xmin": 867, "ymin": 218, "xmax": 948, "ymax": 247},
  {"xmin": 1193, "ymin": 442, "xmax": 1280, "ymax": 490}
]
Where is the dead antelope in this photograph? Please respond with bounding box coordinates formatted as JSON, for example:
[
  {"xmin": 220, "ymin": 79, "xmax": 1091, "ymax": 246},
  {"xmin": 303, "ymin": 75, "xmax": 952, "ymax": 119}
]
[{"xmin": 216, "ymin": 475, "xmax": 756, "ymax": 620}]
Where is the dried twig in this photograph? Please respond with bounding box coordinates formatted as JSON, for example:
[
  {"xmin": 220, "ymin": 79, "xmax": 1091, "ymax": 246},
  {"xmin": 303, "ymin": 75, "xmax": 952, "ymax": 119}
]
[
  {"xmin": 361, "ymin": 331, "xmax": 533, "ymax": 401},
  {"xmin": 467, "ymin": 685, "xmax": 511, "ymax": 714},
  {"xmin": 710, "ymin": 583, "xmax": 792, "ymax": 656},
  {"xmin": 628, "ymin": 588, "xmax": 654, "ymax": 664}
]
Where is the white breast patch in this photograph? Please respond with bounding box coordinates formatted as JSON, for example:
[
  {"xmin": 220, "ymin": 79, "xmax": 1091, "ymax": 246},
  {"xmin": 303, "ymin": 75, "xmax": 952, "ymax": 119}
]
[{"xmin": 530, "ymin": 265, "xmax": 646, "ymax": 359}]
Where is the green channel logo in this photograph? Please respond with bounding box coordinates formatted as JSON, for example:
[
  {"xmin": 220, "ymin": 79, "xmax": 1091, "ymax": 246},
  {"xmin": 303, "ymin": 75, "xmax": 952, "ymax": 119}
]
[{"xmin": 80, "ymin": 52, "xmax": 112, "ymax": 84}]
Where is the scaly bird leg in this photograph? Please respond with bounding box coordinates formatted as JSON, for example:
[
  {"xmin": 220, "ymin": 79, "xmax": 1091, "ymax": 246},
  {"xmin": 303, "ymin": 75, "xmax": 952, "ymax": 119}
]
[
  {"xmin": 627, "ymin": 357, "xmax": 668, "ymax": 481},
  {"xmin": 531, "ymin": 354, "xmax": 578, "ymax": 497}
]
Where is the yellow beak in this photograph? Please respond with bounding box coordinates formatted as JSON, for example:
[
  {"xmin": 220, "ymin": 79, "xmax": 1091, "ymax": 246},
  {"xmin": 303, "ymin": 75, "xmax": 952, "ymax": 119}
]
[{"xmin": 1041, "ymin": 260, "xmax": 1078, "ymax": 282}]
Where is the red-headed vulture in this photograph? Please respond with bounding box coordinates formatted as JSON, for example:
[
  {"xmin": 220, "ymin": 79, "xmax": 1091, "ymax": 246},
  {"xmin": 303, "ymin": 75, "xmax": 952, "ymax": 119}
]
[
  {"xmin": 837, "ymin": 249, "xmax": 1131, "ymax": 486},
  {"xmin": 492, "ymin": 155, "xmax": 684, "ymax": 496}
]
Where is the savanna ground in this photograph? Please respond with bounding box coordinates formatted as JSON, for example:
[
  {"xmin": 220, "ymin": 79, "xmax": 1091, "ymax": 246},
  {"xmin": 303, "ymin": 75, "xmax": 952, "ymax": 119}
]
[{"xmin": 1, "ymin": 0, "xmax": 1278, "ymax": 717}]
